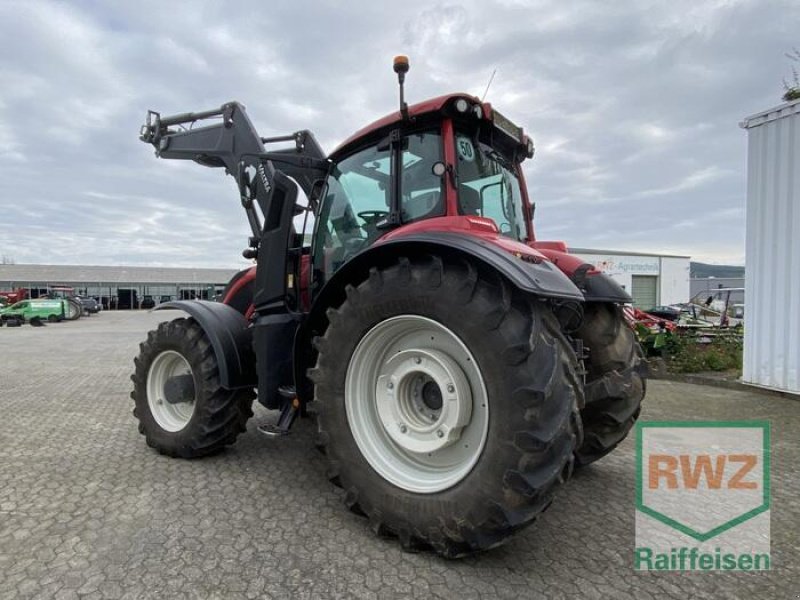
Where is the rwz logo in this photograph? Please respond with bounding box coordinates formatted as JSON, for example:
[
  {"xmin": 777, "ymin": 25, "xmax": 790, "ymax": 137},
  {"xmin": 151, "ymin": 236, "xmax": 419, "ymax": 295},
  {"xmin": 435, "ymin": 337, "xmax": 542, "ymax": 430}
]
[
  {"xmin": 648, "ymin": 453, "xmax": 758, "ymax": 490},
  {"xmin": 634, "ymin": 421, "xmax": 771, "ymax": 571}
]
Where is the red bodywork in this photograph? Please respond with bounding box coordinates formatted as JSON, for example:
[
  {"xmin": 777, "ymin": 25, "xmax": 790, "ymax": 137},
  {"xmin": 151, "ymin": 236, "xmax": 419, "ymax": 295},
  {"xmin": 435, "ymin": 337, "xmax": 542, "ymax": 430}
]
[{"xmin": 222, "ymin": 267, "xmax": 257, "ymax": 319}]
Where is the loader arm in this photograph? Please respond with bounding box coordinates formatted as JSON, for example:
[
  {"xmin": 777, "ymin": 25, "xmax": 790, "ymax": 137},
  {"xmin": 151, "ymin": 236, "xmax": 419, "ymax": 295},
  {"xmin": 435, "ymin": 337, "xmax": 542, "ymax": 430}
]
[
  {"xmin": 139, "ymin": 102, "xmax": 329, "ymax": 241},
  {"xmin": 138, "ymin": 101, "xmax": 331, "ymax": 409}
]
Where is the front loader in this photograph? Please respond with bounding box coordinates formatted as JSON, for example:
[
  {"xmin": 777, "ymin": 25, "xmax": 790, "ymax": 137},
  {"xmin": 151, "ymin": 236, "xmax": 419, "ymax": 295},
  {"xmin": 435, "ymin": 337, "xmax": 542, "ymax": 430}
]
[{"xmin": 131, "ymin": 56, "xmax": 646, "ymax": 557}]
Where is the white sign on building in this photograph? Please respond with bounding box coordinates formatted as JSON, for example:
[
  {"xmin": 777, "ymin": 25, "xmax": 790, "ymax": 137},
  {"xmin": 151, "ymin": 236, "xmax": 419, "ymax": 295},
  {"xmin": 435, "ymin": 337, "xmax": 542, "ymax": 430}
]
[
  {"xmin": 586, "ymin": 255, "xmax": 660, "ymax": 277},
  {"xmin": 570, "ymin": 249, "xmax": 690, "ymax": 308}
]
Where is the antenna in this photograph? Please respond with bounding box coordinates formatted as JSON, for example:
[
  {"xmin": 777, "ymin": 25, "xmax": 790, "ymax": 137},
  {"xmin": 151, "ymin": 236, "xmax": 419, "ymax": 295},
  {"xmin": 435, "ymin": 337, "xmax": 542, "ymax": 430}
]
[
  {"xmin": 393, "ymin": 55, "xmax": 410, "ymax": 120},
  {"xmin": 481, "ymin": 68, "xmax": 497, "ymax": 102}
]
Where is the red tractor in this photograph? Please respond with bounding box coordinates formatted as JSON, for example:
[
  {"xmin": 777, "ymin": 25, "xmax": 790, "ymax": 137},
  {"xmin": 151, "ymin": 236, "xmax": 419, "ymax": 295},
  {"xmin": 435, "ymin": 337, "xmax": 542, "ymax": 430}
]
[
  {"xmin": 132, "ymin": 57, "xmax": 645, "ymax": 557},
  {"xmin": 0, "ymin": 287, "xmax": 27, "ymax": 305}
]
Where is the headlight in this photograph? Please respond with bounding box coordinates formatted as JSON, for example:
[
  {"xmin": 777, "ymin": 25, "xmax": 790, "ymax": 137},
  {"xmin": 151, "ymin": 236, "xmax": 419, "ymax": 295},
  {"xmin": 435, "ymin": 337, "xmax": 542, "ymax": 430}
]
[{"xmin": 455, "ymin": 98, "xmax": 469, "ymax": 113}]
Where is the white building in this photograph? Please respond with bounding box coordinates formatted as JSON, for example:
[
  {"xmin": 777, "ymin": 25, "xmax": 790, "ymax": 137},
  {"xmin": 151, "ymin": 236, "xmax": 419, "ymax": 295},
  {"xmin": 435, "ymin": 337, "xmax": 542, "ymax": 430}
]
[
  {"xmin": 570, "ymin": 248, "xmax": 691, "ymax": 308},
  {"xmin": 740, "ymin": 99, "xmax": 800, "ymax": 395}
]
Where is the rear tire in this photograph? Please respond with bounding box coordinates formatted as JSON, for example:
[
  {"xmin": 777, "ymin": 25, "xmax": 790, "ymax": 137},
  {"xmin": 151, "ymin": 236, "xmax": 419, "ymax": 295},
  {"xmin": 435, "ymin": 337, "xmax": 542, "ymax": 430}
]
[
  {"xmin": 312, "ymin": 257, "xmax": 582, "ymax": 557},
  {"xmin": 574, "ymin": 303, "xmax": 646, "ymax": 466},
  {"xmin": 130, "ymin": 317, "xmax": 255, "ymax": 458}
]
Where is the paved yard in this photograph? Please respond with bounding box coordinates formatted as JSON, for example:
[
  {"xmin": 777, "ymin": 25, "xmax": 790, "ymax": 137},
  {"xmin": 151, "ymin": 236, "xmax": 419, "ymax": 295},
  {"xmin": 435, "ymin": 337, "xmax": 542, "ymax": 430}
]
[{"xmin": 1, "ymin": 312, "xmax": 798, "ymax": 599}]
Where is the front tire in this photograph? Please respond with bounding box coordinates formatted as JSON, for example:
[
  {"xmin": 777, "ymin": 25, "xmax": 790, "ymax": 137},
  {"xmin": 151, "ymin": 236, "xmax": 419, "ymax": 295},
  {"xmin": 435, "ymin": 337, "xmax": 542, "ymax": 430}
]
[
  {"xmin": 312, "ymin": 257, "xmax": 583, "ymax": 557},
  {"xmin": 574, "ymin": 303, "xmax": 646, "ymax": 466},
  {"xmin": 130, "ymin": 317, "xmax": 255, "ymax": 458}
]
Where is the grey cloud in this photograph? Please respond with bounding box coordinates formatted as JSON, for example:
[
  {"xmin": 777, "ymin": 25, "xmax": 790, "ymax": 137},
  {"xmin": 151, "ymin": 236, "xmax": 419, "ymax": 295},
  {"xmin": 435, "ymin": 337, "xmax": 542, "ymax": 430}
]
[{"xmin": 1, "ymin": 0, "xmax": 797, "ymax": 267}]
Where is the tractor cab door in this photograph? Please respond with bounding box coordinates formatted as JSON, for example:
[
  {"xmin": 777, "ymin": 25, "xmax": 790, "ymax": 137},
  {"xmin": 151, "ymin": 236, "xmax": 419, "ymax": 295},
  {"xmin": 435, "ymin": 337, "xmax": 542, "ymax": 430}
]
[
  {"xmin": 311, "ymin": 129, "xmax": 444, "ymax": 296},
  {"xmin": 313, "ymin": 143, "xmax": 391, "ymax": 282}
]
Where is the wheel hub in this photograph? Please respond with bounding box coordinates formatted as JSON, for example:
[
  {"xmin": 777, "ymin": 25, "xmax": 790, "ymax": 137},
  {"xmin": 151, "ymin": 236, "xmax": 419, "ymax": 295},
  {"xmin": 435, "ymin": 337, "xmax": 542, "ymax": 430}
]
[
  {"xmin": 421, "ymin": 380, "xmax": 443, "ymax": 411},
  {"xmin": 146, "ymin": 350, "xmax": 196, "ymax": 432},
  {"xmin": 345, "ymin": 315, "xmax": 489, "ymax": 494},
  {"xmin": 163, "ymin": 373, "xmax": 196, "ymax": 405},
  {"xmin": 376, "ymin": 349, "xmax": 472, "ymax": 454}
]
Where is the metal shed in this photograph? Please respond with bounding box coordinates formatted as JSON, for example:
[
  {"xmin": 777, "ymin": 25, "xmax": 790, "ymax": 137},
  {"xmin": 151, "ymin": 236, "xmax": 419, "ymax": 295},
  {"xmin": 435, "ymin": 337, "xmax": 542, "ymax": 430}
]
[{"xmin": 740, "ymin": 99, "xmax": 800, "ymax": 395}]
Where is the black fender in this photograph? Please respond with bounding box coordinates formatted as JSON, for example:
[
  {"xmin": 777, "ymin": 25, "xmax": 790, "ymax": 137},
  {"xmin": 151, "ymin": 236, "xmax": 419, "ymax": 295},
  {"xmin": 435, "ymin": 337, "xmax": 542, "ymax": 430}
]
[
  {"xmin": 570, "ymin": 265, "xmax": 633, "ymax": 304},
  {"xmin": 293, "ymin": 233, "xmax": 584, "ymax": 404},
  {"xmin": 581, "ymin": 272, "xmax": 632, "ymax": 303},
  {"xmin": 154, "ymin": 300, "xmax": 256, "ymax": 390},
  {"xmin": 319, "ymin": 232, "xmax": 584, "ymax": 309}
]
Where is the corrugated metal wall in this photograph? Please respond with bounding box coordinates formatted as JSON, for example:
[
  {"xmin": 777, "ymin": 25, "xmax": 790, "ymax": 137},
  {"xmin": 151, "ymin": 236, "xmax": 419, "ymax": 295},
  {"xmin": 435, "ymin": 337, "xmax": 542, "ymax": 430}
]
[{"xmin": 741, "ymin": 100, "xmax": 800, "ymax": 394}]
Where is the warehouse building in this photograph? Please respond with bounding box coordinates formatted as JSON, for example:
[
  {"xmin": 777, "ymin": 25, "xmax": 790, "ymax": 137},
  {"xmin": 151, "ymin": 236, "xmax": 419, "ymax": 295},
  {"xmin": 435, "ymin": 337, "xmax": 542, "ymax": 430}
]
[
  {"xmin": 0, "ymin": 264, "xmax": 239, "ymax": 309},
  {"xmin": 1, "ymin": 248, "xmax": 690, "ymax": 311},
  {"xmin": 570, "ymin": 248, "xmax": 690, "ymax": 308}
]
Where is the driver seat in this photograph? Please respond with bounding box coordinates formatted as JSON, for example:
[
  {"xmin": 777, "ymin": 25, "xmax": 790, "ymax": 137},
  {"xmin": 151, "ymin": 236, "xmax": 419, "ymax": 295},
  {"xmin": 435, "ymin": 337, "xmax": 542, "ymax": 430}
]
[{"xmin": 457, "ymin": 185, "xmax": 481, "ymax": 216}]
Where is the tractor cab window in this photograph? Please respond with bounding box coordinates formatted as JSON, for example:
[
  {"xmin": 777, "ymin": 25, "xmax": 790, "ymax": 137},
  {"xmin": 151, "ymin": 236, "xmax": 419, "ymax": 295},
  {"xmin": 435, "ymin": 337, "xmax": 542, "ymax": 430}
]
[
  {"xmin": 312, "ymin": 130, "xmax": 444, "ymax": 289},
  {"xmin": 400, "ymin": 131, "xmax": 444, "ymax": 222},
  {"xmin": 455, "ymin": 133, "xmax": 528, "ymax": 242},
  {"xmin": 313, "ymin": 144, "xmax": 391, "ymax": 282}
]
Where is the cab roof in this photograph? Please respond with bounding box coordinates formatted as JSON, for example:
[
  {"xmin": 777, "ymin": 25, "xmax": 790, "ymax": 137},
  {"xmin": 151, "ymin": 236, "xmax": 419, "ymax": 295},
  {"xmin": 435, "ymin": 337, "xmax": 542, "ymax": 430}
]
[{"xmin": 330, "ymin": 92, "xmax": 484, "ymax": 159}]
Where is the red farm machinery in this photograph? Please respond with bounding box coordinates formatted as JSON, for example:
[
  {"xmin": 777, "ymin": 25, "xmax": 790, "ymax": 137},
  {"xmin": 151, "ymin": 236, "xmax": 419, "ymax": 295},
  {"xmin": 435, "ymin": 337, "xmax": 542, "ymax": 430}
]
[
  {"xmin": 0, "ymin": 288, "xmax": 27, "ymax": 306},
  {"xmin": 131, "ymin": 57, "xmax": 646, "ymax": 557}
]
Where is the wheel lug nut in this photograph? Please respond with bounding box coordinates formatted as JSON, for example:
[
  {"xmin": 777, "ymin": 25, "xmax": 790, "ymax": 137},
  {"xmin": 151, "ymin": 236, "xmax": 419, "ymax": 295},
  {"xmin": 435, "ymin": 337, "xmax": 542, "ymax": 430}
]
[
  {"xmin": 436, "ymin": 430, "xmax": 444, "ymax": 438},
  {"xmin": 414, "ymin": 356, "xmax": 422, "ymax": 364},
  {"xmin": 400, "ymin": 424, "xmax": 407, "ymax": 433},
  {"xmin": 387, "ymin": 382, "xmax": 394, "ymax": 390},
  {"xmin": 447, "ymin": 384, "xmax": 455, "ymax": 393}
]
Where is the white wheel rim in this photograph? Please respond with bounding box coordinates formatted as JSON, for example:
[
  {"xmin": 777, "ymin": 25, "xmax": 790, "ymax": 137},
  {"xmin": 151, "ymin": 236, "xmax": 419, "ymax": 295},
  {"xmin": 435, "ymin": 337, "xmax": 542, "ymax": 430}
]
[
  {"xmin": 345, "ymin": 315, "xmax": 489, "ymax": 494},
  {"xmin": 146, "ymin": 350, "xmax": 196, "ymax": 432}
]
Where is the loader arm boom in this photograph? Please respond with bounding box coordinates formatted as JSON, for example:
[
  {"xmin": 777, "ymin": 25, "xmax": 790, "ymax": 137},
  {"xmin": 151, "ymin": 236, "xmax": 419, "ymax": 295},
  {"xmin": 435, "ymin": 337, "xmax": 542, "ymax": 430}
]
[{"xmin": 139, "ymin": 102, "xmax": 329, "ymax": 240}]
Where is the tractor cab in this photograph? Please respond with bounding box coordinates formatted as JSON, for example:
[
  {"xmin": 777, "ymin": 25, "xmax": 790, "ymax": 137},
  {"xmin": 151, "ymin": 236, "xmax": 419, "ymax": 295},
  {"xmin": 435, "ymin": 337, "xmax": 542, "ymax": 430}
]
[{"xmin": 312, "ymin": 82, "xmax": 536, "ymax": 290}]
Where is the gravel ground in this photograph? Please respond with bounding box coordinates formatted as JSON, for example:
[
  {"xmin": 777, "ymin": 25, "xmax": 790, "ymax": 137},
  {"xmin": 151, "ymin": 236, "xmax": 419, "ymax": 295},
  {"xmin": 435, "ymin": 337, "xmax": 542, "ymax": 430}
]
[{"xmin": 1, "ymin": 311, "xmax": 798, "ymax": 599}]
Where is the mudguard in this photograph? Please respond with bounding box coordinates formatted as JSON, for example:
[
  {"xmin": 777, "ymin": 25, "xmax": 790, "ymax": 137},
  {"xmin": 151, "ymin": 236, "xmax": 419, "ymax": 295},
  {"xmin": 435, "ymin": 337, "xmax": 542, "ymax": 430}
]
[
  {"xmin": 533, "ymin": 247, "xmax": 632, "ymax": 304},
  {"xmin": 318, "ymin": 232, "xmax": 585, "ymax": 308},
  {"xmin": 154, "ymin": 300, "xmax": 256, "ymax": 389},
  {"xmin": 579, "ymin": 272, "xmax": 632, "ymax": 303}
]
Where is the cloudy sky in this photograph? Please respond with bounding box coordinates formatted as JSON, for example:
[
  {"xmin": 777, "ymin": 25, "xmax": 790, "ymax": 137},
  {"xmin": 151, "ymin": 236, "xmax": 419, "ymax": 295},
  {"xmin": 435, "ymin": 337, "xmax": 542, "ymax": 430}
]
[{"xmin": 0, "ymin": 0, "xmax": 797, "ymax": 268}]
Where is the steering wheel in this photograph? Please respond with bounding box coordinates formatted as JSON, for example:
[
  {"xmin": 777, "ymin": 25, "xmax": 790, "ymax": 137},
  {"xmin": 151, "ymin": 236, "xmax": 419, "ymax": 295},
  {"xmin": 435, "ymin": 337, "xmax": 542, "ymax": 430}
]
[{"xmin": 358, "ymin": 210, "xmax": 389, "ymax": 224}]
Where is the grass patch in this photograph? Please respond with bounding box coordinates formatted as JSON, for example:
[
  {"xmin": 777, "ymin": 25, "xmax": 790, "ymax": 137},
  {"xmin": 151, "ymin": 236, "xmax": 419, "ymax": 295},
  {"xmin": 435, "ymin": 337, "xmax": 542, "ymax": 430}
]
[{"xmin": 636, "ymin": 326, "xmax": 743, "ymax": 374}]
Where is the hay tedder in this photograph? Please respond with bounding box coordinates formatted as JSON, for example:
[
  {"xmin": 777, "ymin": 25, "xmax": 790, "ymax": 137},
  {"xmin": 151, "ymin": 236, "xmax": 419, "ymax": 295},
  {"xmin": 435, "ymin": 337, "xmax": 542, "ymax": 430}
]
[{"xmin": 131, "ymin": 57, "xmax": 645, "ymax": 556}]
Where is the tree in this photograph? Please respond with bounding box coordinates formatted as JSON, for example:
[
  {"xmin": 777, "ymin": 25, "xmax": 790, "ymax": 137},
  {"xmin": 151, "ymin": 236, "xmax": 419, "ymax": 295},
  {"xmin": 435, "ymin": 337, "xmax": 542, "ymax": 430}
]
[
  {"xmin": 783, "ymin": 48, "xmax": 800, "ymax": 102},
  {"xmin": 0, "ymin": 255, "xmax": 15, "ymax": 265}
]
